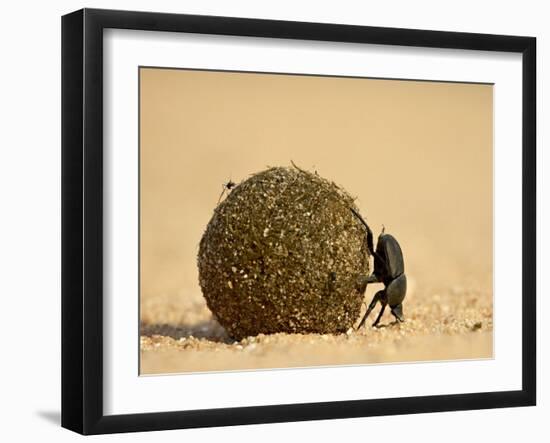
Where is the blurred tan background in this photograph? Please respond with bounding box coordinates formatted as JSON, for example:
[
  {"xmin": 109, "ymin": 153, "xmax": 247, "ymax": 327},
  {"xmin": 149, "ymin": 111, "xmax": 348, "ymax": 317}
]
[{"xmin": 140, "ymin": 67, "xmax": 493, "ymax": 374}]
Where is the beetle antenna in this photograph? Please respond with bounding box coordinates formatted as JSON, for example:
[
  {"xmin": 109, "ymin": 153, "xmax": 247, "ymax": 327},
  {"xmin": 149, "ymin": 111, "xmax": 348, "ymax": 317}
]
[{"xmin": 381, "ymin": 224, "xmax": 385, "ymax": 235}]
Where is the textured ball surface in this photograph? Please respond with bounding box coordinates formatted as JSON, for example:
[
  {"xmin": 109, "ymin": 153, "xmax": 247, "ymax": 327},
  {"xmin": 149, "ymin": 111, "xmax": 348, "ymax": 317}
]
[{"xmin": 198, "ymin": 166, "xmax": 370, "ymax": 340}]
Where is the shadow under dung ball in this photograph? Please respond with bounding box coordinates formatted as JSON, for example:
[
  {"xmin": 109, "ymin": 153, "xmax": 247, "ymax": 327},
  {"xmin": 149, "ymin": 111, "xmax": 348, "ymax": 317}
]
[{"xmin": 198, "ymin": 166, "xmax": 370, "ymax": 340}]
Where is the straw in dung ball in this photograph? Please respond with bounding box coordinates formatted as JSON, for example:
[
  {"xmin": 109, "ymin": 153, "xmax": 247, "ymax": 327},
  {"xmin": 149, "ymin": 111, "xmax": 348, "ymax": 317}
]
[{"xmin": 197, "ymin": 165, "xmax": 370, "ymax": 340}]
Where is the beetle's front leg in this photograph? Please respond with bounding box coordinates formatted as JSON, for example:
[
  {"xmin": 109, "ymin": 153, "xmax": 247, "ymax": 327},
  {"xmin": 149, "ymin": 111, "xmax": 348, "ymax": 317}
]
[
  {"xmin": 357, "ymin": 290, "xmax": 384, "ymax": 329},
  {"xmin": 372, "ymin": 298, "xmax": 387, "ymax": 327}
]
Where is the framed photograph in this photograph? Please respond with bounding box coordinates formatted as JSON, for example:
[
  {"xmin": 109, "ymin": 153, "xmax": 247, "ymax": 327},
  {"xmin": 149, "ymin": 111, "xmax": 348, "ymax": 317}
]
[{"xmin": 61, "ymin": 8, "xmax": 536, "ymax": 435}]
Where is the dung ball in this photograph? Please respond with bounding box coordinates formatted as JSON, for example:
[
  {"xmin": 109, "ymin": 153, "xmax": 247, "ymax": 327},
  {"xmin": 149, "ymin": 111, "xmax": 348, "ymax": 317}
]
[{"xmin": 197, "ymin": 166, "xmax": 370, "ymax": 340}]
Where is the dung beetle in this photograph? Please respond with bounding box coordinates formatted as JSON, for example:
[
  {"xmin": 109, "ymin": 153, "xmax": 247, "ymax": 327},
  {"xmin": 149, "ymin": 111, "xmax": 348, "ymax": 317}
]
[{"xmin": 351, "ymin": 208, "xmax": 407, "ymax": 328}]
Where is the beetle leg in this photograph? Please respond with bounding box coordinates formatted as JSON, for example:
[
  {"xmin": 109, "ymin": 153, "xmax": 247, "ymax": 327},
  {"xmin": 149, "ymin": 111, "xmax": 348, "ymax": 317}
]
[
  {"xmin": 357, "ymin": 290, "xmax": 384, "ymax": 329},
  {"xmin": 350, "ymin": 207, "xmax": 375, "ymax": 256},
  {"xmin": 372, "ymin": 302, "xmax": 387, "ymax": 327},
  {"xmin": 366, "ymin": 273, "xmax": 379, "ymax": 284},
  {"xmin": 357, "ymin": 293, "xmax": 378, "ymax": 329},
  {"xmin": 355, "ymin": 273, "xmax": 380, "ymax": 295},
  {"xmin": 355, "ymin": 276, "xmax": 368, "ymax": 295}
]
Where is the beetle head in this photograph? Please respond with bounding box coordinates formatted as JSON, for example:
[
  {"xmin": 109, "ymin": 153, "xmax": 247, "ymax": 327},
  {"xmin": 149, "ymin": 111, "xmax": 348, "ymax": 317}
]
[{"xmin": 390, "ymin": 303, "xmax": 404, "ymax": 322}]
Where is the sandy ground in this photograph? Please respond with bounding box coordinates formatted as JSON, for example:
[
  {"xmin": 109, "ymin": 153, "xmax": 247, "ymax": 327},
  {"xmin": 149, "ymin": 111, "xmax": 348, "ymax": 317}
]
[
  {"xmin": 139, "ymin": 69, "xmax": 493, "ymax": 374},
  {"xmin": 140, "ymin": 279, "xmax": 493, "ymax": 374}
]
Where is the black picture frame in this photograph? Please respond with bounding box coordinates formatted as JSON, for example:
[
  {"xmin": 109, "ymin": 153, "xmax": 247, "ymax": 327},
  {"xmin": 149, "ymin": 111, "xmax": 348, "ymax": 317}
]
[{"xmin": 61, "ymin": 8, "xmax": 536, "ymax": 435}]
